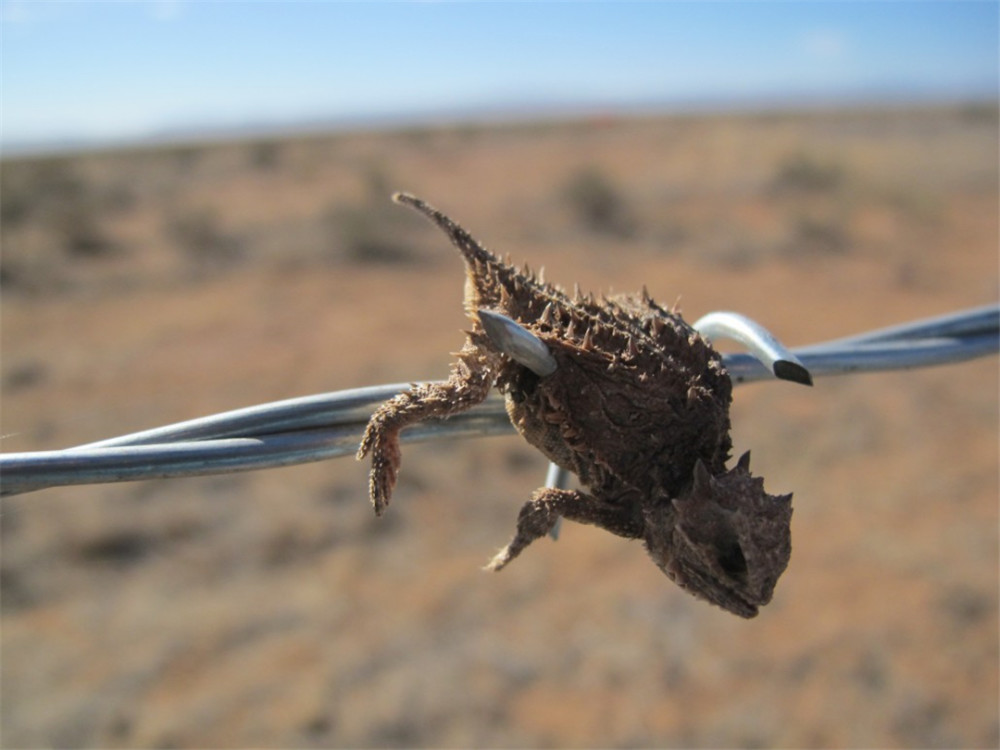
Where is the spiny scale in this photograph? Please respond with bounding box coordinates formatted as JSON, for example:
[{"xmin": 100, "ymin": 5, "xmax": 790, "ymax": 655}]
[{"xmin": 393, "ymin": 192, "xmax": 698, "ymax": 368}]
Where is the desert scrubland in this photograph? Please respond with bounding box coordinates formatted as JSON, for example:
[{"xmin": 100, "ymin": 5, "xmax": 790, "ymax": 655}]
[{"xmin": 2, "ymin": 104, "xmax": 998, "ymax": 747}]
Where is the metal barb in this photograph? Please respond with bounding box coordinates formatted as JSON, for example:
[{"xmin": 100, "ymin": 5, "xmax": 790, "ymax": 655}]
[
  {"xmin": 693, "ymin": 311, "xmax": 813, "ymax": 386},
  {"xmin": 477, "ymin": 309, "xmax": 558, "ymax": 377},
  {"xmin": 0, "ymin": 304, "xmax": 996, "ymax": 498},
  {"xmin": 544, "ymin": 461, "xmax": 571, "ymax": 540}
]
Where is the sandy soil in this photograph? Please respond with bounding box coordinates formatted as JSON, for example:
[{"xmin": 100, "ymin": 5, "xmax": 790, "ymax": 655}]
[{"xmin": 2, "ymin": 104, "xmax": 998, "ymax": 748}]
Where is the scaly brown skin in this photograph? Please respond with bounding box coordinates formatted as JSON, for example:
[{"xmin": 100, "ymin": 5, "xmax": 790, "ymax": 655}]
[{"xmin": 358, "ymin": 193, "xmax": 793, "ymax": 617}]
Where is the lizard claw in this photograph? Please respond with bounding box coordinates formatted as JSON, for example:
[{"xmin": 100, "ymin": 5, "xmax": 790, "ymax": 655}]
[
  {"xmin": 357, "ymin": 422, "xmax": 401, "ymax": 516},
  {"xmin": 484, "ymin": 546, "xmax": 515, "ymax": 572},
  {"xmin": 484, "ymin": 491, "xmax": 561, "ymax": 571}
]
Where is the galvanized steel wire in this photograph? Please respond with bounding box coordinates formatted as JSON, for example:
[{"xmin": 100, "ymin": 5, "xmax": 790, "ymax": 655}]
[{"xmin": 1, "ymin": 304, "xmax": 996, "ymax": 497}]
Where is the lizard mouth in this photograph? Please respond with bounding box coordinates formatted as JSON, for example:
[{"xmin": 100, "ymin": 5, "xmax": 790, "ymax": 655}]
[
  {"xmin": 659, "ymin": 552, "xmax": 760, "ymax": 618},
  {"xmin": 720, "ymin": 589, "xmax": 759, "ymax": 618}
]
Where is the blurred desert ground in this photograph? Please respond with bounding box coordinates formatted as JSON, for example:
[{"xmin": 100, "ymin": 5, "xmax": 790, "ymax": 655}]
[{"xmin": 1, "ymin": 104, "xmax": 998, "ymax": 748}]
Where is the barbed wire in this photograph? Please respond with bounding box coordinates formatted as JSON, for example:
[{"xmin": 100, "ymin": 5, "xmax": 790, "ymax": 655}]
[{"xmin": 1, "ymin": 304, "xmax": 996, "ymax": 498}]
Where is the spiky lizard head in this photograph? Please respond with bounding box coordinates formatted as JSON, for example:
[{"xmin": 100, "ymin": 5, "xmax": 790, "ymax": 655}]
[{"xmin": 642, "ymin": 452, "xmax": 793, "ymax": 617}]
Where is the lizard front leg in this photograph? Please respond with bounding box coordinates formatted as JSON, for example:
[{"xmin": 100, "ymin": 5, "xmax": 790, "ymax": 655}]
[
  {"xmin": 487, "ymin": 487, "xmax": 644, "ymax": 571},
  {"xmin": 358, "ymin": 332, "xmax": 503, "ymax": 515}
]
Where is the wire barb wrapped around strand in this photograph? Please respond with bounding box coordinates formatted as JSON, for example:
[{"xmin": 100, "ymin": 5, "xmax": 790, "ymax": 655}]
[{"xmin": 1, "ymin": 304, "xmax": 996, "ymax": 498}]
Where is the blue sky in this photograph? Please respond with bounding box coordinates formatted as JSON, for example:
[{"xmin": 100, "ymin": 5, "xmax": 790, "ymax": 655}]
[{"xmin": 2, "ymin": 1, "xmax": 997, "ymax": 151}]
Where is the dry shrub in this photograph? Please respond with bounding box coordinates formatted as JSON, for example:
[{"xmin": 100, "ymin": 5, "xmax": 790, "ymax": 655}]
[
  {"xmin": 562, "ymin": 166, "xmax": 636, "ymax": 238},
  {"xmin": 167, "ymin": 208, "xmax": 244, "ymax": 269},
  {"xmin": 772, "ymin": 153, "xmax": 845, "ymax": 194},
  {"xmin": 327, "ymin": 201, "xmax": 418, "ymax": 264}
]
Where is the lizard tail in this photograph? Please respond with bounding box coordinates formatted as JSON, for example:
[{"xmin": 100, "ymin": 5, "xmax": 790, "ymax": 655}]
[
  {"xmin": 392, "ymin": 192, "xmax": 558, "ymax": 321},
  {"xmin": 393, "ymin": 192, "xmax": 501, "ymax": 271}
]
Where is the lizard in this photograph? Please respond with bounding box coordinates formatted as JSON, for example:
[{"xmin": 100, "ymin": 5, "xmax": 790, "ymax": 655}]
[{"xmin": 358, "ymin": 193, "xmax": 792, "ymax": 617}]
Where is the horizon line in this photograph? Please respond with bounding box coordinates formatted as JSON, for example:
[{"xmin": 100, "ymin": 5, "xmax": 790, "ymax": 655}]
[{"xmin": 3, "ymin": 89, "xmax": 996, "ymax": 160}]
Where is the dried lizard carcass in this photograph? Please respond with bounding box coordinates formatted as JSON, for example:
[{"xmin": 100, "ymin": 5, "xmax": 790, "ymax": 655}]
[{"xmin": 358, "ymin": 193, "xmax": 792, "ymax": 618}]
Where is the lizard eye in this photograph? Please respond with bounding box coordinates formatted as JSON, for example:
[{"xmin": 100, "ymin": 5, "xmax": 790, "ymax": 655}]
[{"xmin": 716, "ymin": 534, "xmax": 748, "ymax": 582}]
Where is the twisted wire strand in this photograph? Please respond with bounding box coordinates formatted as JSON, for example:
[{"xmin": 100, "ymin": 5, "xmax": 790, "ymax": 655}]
[{"xmin": 1, "ymin": 304, "xmax": 996, "ymax": 498}]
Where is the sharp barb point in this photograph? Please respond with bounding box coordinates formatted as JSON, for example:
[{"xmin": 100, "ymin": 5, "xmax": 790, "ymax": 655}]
[{"xmin": 773, "ymin": 360, "xmax": 814, "ymax": 386}]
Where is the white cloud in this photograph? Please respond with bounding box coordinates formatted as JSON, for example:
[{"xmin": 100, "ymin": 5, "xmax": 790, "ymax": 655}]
[
  {"xmin": 148, "ymin": 0, "xmax": 184, "ymax": 22},
  {"xmin": 797, "ymin": 29, "xmax": 848, "ymax": 60}
]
